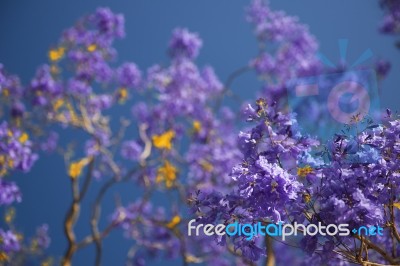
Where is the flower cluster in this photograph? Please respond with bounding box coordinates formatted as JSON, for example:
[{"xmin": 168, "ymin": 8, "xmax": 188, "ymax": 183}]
[
  {"xmin": 114, "ymin": 26, "xmax": 242, "ymax": 264},
  {"xmin": 0, "ymin": 120, "xmax": 44, "ymax": 262},
  {"xmin": 380, "ymin": 0, "xmax": 400, "ymax": 35},
  {"xmin": 246, "ymin": 0, "xmax": 321, "ymax": 99},
  {"xmin": 189, "ymin": 98, "xmax": 319, "ymax": 260},
  {"xmin": 1, "ymin": 6, "xmax": 244, "ymax": 265},
  {"xmin": 0, "ymin": 122, "xmax": 37, "ymax": 177},
  {"xmin": 0, "ymin": 1, "xmax": 398, "ymax": 266}
]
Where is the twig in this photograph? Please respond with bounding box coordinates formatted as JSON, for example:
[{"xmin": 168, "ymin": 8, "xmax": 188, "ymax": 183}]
[
  {"xmin": 138, "ymin": 123, "xmax": 151, "ymax": 166},
  {"xmin": 90, "ymin": 167, "xmax": 138, "ymax": 265},
  {"xmin": 362, "ymin": 262, "xmax": 400, "ymax": 266},
  {"xmin": 89, "ymin": 123, "xmax": 151, "ymax": 265},
  {"xmin": 215, "ymin": 66, "xmax": 250, "ymax": 110},
  {"xmin": 62, "ymin": 167, "xmax": 86, "ymax": 265},
  {"xmin": 226, "ymin": 240, "xmax": 256, "ymax": 266},
  {"xmin": 265, "ymin": 235, "xmax": 276, "ymax": 266},
  {"xmin": 354, "ymin": 235, "xmax": 398, "ymax": 265},
  {"xmin": 79, "ymin": 159, "xmax": 95, "ymax": 201}
]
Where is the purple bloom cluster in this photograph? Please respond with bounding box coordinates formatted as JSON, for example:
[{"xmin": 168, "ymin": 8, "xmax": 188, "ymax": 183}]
[
  {"xmin": 0, "ymin": 122, "xmax": 37, "ymax": 175},
  {"xmin": 143, "ymin": 60, "xmax": 222, "ymax": 119},
  {"xmin": 0, "ymin": 230, "xmax": 20, "ymax": 253},
  {"xmin": 0, "ymin": 180, "xmax": 21, "ymax": 206},
  {"xmin": 247, "ymin": 0, "xmax": 321, "ymax": 99},
  {"xmin": 90, "ymin": 7, "xmax": 125, "ymax": 39},
  {"xmin": 380, "ymin": 0, "xmax": 400, "ymax": 35},
  {"xmin": 189, "ymin": 99, "xmax": 319, "ymax": 260},
  {"xmin": 0, "ymin": 121, "xmax": 43, "ymax": 260},
  {"xmin": 191, "ymin": 94, "xmax": 400, "ymax": 265},
  {"xmin": 290, "ymin": 117, "xmax": 400, "ymax": 264},
  {"xmin": 0, "ymin": 2, "xmax": 397, "ymax": 265},
  {"xmin": 0, "ymin": 65, "xmax": 25, "ymax": 120},
  {"xmin": 120, "ymin": 141, "xmax": 142, "ymax": 161},
  {"xmin": 112, "ymin": 200, "xmax": 232, "ymax": 265},
  {"xmin": 168, "ymin": 28, "xmax": 203, "ymax": 60},
  {"xmin": 0, "ymin": 65, "xmax": 24, "ymax": 99},
  {"xmin": 30, "ymin": 65, "xmax": 62, "ymax": 106},
  {"xmin": 116, "ymin": 63, "xmax": 142, "ymax": 89},
  {"xmin": 35, "ymin": 224, "xmax": 51, "ymax": 249},
  {"xmin": 27, "ymin": 6, "xmax": 128, "ymax": 118},
  {"xmin": 113, "ymin": 28, "xmax": 243, "ymax": 264}
]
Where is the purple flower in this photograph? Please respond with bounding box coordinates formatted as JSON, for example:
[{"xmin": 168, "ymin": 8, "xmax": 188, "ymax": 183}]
[
  {"xmin": 0, "ymin": 180, "xmax": 21, "ymax": 205},
  {"xmin": 168, "ymin": 28, "xmax": 203, "ymax": 60},
  {"xmin": 10, "ymin": 102, "xmax": 25, "ymax": 118},
  {"xmin": 91, "ymin": 7, "xmax": 125, "ymax": 38},
  {"xmin": 0, "ymin": 64, "xmax": 5, "ymax": 90},
  {"xmin": 29, "ymin": 65, "xmax": 62, "ymax": 106},
  {"xmin": 201, "ymin": 66, "xmax": 223, "ymax": 93},
  {"xmin": 85, "ymin": 139, "xmax": 100, "ymax": 157},
  {"xmin": 380, "ymin": 13, "xmax": 400, "ymax": 34},
  {"xmin": 0, "ymin": 65, "xmax": 24, "ymax": 99},
  {"xmin": 246, "ymin": 0, "xmax": 320, "ymax": 99},
  {"xmin": 35, "ymin": 224, "xmax": 51, "ymax": 249},
  {"xmin": 379, "ymin": 0, "xmax": 400, "ymax": 38},
  {"xmin": 40, "ymin": 131, "xmax": 59, "ymax": 153},
  {"xmin": 375, "ymin": 59, "xmax": 391, "ymax": 78},
  {"xmin": 250, "ymin": 53, "xmax": 275, "ymax": 74},
  {"xmin": 0, "ymin": 230, "xmax": 20, "ymax": 252},
  {"xmin": 117, "ymin": 63, "xmax": 142, "ymax": 88},
  {"xmin": 246, "ymin": 0, "xmax": 269, "ymax": 24},
  {"xmin": 300, "ymin": 236, "xmax": 318, "ymax": 256},
  {"xmin": 88, "ymin": 94, "xmax": 113, "ymax": 114},
  {"xmin": 68, "ymin": 78, "xmax": 92, "ymax": 96},
  {"xmin": 121, "ymin": 141, "xmax": 142, "ymax": 161},
  {"xmin": 0, "ymin": 122, "xmax": 38, "ymax": 175}
]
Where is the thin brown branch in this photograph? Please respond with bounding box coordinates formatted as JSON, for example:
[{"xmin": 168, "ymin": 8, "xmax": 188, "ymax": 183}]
[
  {"xmin": 215, "ymin": 65, "xmax": 250, "ymax": 110},
  {"xmin": 90, "ymin": 167, "xmax": 139, "ymax": 265},
  {"xmin": 224, "ymin": 66, "xmax": 251, "ymax": 93},
  {"xmin": 389, "ymin": 204, "xmax": 400, "ymax": 244},
  {"xmin": 265, "ymin": 235, "xmax": 276, "ymax": 266},
  {"xmin": 62, "ymin": 156, "xmax": 95, "ymax": 265},
  {"xmin": 362, "ymin": 262, "xmax": 400, "ymax": 266},
  {"xmin": 354, "ymin": 235, "xmax": 398, "ymax": 265},
  {"xmin": 62, "ymin": 176, "xmax": 81, "ymax": 266},
  {"xmin": 76, "ymin": 223, "xmax": 114, "ymax": 249},
  {"xmin": 79, "ymin": 158, "xmax": 95, "ymax": 201},
  {"xmin": 88, "ymin": 122, "xmax": 152, "ymax": 264},
  {"xmin": 90, "ymin": 177, "xmax": 118, "ymax": 266},
  {"xmin": 226, "ymin": 241, "xmax": 256, "ymax": 266}
]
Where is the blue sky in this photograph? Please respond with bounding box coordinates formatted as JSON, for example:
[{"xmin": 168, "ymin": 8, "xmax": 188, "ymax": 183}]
[{"xmin": 0, "ymin": 1, "xmax": 398, "ymax": 265}]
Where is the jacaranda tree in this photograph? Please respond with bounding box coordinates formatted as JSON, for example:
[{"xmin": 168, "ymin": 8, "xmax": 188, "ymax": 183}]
[{"xmin": 0, "ymin": 1, "xmax": 398, "ymax": 265}]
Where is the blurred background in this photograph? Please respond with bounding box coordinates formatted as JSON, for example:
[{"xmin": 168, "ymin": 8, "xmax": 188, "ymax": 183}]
[{"xmin": 0, "ymin": 0, "xmax": 398, "ymax": 265}]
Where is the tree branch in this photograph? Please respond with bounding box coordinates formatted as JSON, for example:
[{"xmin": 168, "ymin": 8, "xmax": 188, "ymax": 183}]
[
  {"xmin": 265, "ymin": 235, "xmax": 276, "ymax": 266},
  {"xmin": 354, "ymin": 235, "xmax": 398, "ymax": 265}
]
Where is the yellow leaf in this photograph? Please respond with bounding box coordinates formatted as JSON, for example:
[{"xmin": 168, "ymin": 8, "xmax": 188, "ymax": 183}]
[
  {"xmin": 156, "ymin": 160, "xmax": 177, "ymax": 188},
  {"xmin": 0, "ymin": 252, "xmax": 8, "ymax": 262},
  {"xmin": 393, "ymin": 203, "xmax": 400, "ymax": 209},
  {"xmin": 68, "ymin": 157, "xmax": 90, "ymax": 179},
  {"xmin": 87, "ymin": 44, "xmax": 97, "ymax": 52},
  {"xmin": 192, "ymin": 120, "xmax": 201, "ymax": 133},
  {"xmin": 297, "ymin": 165, "xmax": 313, "ymax": 178},
  {"xmin": 166, "ymin": 215, "xmax": 181, "ymax": 229},
  {"xmin": 19, "ymin": 133, "xmax": 29, "ymax": 144},
  {"xmin": 48, "ymin": 47, "xmax": 65, "ymax": 62},
  {"xmin": 152, "ymin": 130, "xmax": 175, "ymax": 150},
  {"xmin": 118, "ymin": 88, "xmax": 128, "ymax": 102}
]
